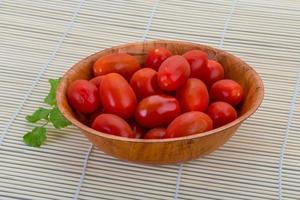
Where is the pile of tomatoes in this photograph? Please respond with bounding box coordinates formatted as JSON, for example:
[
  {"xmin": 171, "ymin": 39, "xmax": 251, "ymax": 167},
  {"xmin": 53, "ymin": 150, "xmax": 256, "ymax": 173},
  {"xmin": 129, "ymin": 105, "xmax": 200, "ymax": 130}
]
[{"xmin": 67, "ymin": 47, "xmax": 244, "ymax": 139}]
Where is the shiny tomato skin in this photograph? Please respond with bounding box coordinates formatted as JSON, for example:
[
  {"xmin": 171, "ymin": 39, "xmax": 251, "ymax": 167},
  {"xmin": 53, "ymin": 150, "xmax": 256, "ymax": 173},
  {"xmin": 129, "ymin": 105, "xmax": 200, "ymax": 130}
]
[
  {"xmin": 176, "ymin": 78, "xmax": 209, "ymax": 112},
  {"xmin": 157, "ymin": 55, "xmax": 191, "ymax": 91},
  {"xmin": 207, "ymin": 101, "xmax": 237, "ymax": 128},
  {"xmin": 183, "ymin": 50, "xmax": 208, "ymax": 79},
  {"xmin": 130, "ymin": 68, "xmax": 161, "ymax": 99},
  {"xmin": 144, "ymin": 128, "xmax": 166, "ymax": 139},
  {"xmin": 145, "ymin": 47, "xmax": 172, "ymax": 70},
  {"xmin": 210, "ymin": 79, "xmax": 244, "ymax": 106},
  {"xmin": 203, "ymin": 60, "xmax": 224, "ymax": 87},
  {"xmin": 100, "ymin": 73, "xmax": 137, "ymax": 119},
  {"xmin": 67, "ymin": 80, "xmax": 100, "ymax": 113},
  {"xmin": 89, "ymin": 76, "xmax": 103, "ymax": 88},
  {"xmin": 91, "ymin": 114, "xmax": 135, "ymax": 138},
  {"xmin": 93, "ymin": 53, "xmax": 140, "ymax": 80},
  {"xmin": 164, "ymin": 111, "xmax": 213, "ymax": 138},
  {"xmin": 135, "ymin": 95, "xmax": 181, "ymax": 128}
]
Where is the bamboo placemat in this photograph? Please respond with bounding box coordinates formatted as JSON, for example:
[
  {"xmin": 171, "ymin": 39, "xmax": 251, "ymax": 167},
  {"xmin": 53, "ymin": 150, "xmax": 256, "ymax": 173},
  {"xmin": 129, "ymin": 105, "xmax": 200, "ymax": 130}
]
[{"xmin": 0, "ymin": 0, "xmax": 300, "ymax": 199}]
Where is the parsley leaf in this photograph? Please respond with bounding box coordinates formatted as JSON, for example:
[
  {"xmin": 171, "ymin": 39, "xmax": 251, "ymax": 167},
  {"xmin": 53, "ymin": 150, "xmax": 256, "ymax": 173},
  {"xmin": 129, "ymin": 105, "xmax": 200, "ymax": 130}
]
[
  {"xmin": 24, "ymin": 77, "xmax": 71, "ymax": 147},
  {"xmin": 44, "ymin": 78, "xmax": 60, "ymax": 106},
  {"xmin": 49, "ymin": 106, "xmax": 71, "ymax": 129},
  {"xmin": 26, "ymin": 108, "xmax": 51, "ymax": 123},
  {"xmin": 23, "ymin": 127, "xmax": 47, "ymax": 147}
]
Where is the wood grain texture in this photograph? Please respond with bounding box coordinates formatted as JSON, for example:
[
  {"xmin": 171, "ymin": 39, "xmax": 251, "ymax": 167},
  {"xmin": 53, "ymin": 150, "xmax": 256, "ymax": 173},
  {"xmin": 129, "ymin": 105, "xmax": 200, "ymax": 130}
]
[{"xmin": 57, "ymin": 40, "xmax": 264, "ymax": 164}]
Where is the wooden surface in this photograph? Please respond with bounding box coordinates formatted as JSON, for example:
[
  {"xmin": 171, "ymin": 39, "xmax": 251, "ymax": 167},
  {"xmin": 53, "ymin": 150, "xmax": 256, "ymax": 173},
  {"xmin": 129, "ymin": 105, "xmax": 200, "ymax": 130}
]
[
  {"xmin": 57, "ymin": 40, "xmax": 264, "ymax": 164},
  {"xmin": 1, "ymin": 0, "xmax": 300, "ymax": 199}
]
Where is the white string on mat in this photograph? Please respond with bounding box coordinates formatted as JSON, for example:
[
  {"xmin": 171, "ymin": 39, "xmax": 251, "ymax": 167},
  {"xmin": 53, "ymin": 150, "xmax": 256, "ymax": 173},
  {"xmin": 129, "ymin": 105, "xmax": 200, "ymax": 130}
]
[
  {"xmin": 278, "ymin": 69, "xmax": 300, "ymax": 200},
  {"xmin": 72, "ymin": 1, "xmax": 160, "ymax": 199},
  {"xmin": 219, "ymin": 0, "xmax": 238, "ymax": 49},
  {"xmin": 142, "ymin": 0, "xmax": 160, "ymax": 40},
  {"xmin": 73, "ymin": 144, "xmax": 93, "ymax": 200},
  {"xmin": 0, "ymin": 0, "xmax": 85, "ymax": 145},
  {"xmin": 173, "ymin": 163, "xmax": 183, "ymax": 200},
  {"xmin": 173, "ymin": 0, "xmax": 238, "ymax": 199}
]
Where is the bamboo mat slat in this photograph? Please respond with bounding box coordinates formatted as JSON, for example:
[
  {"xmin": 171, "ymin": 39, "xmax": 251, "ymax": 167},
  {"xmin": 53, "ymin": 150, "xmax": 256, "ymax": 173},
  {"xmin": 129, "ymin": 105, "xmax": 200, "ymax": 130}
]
[{"xmin": 0, "ymin": 0, "xmax": 300, "ymax": 199}]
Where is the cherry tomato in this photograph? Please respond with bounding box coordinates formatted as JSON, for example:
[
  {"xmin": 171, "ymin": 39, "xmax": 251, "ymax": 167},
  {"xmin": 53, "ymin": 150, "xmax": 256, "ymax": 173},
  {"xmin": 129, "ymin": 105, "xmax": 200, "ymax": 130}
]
[
  {"xmin": 144, "ymin": 128, "xmax": 166, "ymax": 139},
  {"xmin": 89, "ymin": 76, "xmax": 103, "ymax": 88},
  {"xmin": 210, "ymin": 79, "xmax": 244, "ymax": 106},
  {"xmin": 176, "ymin": 78, "xmax": 209, "ymax": 112},
  {"xmin": 202, "ymin": 60, "xmax": 224, "ymax": 87},
  {"xmin": 207, "ymin": 101, "xmax": 237, "ymax": 128},
  {"xmin": 183, "ymin": 50, "xmax": 208, "ymax": 79},
  {"xmin": 164, "ymin": 111, "xmax": 213, "ymax": 138},
  {"xmin": 92, "ymin": 114, "xmax": 135, "ymax": 138},
  {"xmin": 129, "ymin": 120, "xmax": 146, "ymax": 139},
  {"xmin": 67, "ymin": 80, "xmax": 100, "ymax": 113},
  {"xmin": 130, "ymin": 68, "xmax": 161, "ymax": 99},
  {"xmin": 93, "ymin": 53, "xmax": 140, "ymax": 80},
  {"xmin": 157, "ymin": 55, "xmax": 191, "ymax": 91},
  {"xmin": 145, "ymin": 47, "xmax": 172, "ymax": 70},
  {"xmin": 100, "ymin": 73, "xmax": 137, "ymax": 119},
  {"xmin": 135, "ymin": 95, "xmax": 181, "ymax": 128},
  {"xmin": 88, "ymin": 109, "xmax": 103, "ymax": 125}
]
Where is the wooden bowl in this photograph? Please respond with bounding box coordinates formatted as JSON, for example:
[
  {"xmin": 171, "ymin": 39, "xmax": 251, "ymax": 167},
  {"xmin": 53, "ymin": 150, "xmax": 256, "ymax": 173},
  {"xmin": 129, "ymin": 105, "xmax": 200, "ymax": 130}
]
[{"xmin": 57, "ymin": 40, "xmax": 264, "ymax": 165}]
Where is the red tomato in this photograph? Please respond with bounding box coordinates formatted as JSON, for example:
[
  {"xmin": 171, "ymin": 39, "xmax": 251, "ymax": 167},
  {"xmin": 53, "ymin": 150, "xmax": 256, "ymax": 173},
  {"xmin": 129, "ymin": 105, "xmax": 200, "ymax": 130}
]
[
  {"xmin": 100, "ymin": 73, "xmax": 137, "ymax": 119},
  {"xmin": 93, "ymin": 53, "xmax": 140, "ymax": 80},
  {"xmin": 183, "ymin": 50, "xmax": 208, "ymax": 79},
  {"xmin": 130, "ymin": 68, "xmax": 161, "ymax": 99},
  {"xmin": 176, "ymin": 78, "xmax": 209, "ymax": 112},
  {"xmin": 207, "ymin": 101, "xmax": 237, "ymax": 128},
  {"xmin": 164, "ymin": 111, "xmax": 213, "ymax": 138},
  {"xmin": 210, "ymin": 79, "xmax": 244, "ymax": 106},
  {"xmin": 157, "ymin": 55, "xmax": 191, "ymax": 91},
  {"xmin": 145, "ymin": 47, "xmax": 172, "ymax": 70},
  {"xmin": 144, "ymin": 128, "xmax": 166, "ymax": 139},
  {"xmin": 202, "ymin": 60, "xmax": 224, "ymax": 86},
  {"xmin": 88, "ymin": 109, "xmax": 103, "ymax": 125},
  {"xmin": 129, "ymin": 120, "xmax": 146, "ymax": 139},
  {"xmin": 135, "ymin": 95, "xmax": 181, "ymax": 128},
  {"xmin": 89, "ymin": 76, "xmax": 103, "ymax": 88},
  {"xmin": 91, "ymin": 114, "xmax": 135, "ymax": 138},
  {"xmin": 67, "ymin": 80, "xmax": 100, "ymax": 113}
]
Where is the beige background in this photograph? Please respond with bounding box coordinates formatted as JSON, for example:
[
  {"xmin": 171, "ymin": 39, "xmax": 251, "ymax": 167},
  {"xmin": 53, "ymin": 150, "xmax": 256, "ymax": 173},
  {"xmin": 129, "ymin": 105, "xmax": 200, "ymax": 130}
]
[{"xmin": 0, "ymin": 0, "xmax": 300, "ymax": 199}]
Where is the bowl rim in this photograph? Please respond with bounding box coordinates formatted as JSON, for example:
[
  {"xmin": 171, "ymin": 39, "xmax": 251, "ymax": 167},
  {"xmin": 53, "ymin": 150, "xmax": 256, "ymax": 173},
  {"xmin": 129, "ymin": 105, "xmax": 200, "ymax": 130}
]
[{"xmin": 57, "ymin": 39, "xmax": 264, "ymax": 143}]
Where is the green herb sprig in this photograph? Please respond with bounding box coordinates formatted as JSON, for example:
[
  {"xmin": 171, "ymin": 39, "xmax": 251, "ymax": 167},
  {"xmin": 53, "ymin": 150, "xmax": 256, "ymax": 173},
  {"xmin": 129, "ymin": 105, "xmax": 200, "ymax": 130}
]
[{"xmin": 23, "ymin": 78, "xmax": 71, "ymax": 147}]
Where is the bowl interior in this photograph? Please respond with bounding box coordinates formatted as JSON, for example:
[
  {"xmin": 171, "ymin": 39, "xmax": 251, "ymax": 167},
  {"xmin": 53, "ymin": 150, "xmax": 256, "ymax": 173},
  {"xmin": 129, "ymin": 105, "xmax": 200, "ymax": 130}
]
[{"xmin": 57, "ymin": 40, "xmax": 264, "ymax": 141}]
